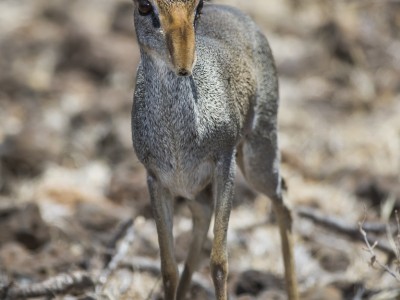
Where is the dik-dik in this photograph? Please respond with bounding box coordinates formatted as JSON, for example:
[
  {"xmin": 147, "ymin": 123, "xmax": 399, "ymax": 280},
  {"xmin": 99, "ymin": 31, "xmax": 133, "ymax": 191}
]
[{"xmin": 131, "ymin": 1, "xmax": 299, "ymax": 299}]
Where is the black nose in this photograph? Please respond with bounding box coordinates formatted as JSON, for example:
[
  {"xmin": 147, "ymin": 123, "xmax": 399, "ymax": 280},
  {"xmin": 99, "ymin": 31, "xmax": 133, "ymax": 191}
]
[{"xmin": 177, "ymin": 69, "xmax": 191, "ymax": 77}]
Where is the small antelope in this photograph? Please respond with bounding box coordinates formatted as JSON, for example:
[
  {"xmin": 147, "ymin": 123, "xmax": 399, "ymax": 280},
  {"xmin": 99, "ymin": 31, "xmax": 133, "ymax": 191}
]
[{"xmin": 131, "ymin": 1, "xmax": 299, "ymax": 299}]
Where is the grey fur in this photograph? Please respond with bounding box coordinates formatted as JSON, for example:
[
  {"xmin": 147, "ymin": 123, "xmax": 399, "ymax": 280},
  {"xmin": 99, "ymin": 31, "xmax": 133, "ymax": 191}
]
[{"xmin": 131, "ymin": 3, "xmax": 298, "ymax": 300}]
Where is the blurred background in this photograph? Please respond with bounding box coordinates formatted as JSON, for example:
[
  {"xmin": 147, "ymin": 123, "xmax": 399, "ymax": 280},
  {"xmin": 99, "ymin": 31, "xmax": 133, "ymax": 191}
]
[{"xmin": 0, "ymin": 0, "xmax": 399, "ymax": 299}]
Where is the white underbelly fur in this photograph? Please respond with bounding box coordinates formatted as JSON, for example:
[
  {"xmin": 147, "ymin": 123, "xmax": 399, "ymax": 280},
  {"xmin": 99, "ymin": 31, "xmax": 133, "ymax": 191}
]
[{"xmin": 158, "ymin": 160, "xmax": 214, "ymax": 200}]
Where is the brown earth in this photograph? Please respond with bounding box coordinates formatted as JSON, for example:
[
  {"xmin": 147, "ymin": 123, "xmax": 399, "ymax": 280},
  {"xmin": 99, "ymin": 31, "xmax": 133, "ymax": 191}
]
[{"xmin": 0, "ymin": 0, "xmax": 399, "ymax": 299}]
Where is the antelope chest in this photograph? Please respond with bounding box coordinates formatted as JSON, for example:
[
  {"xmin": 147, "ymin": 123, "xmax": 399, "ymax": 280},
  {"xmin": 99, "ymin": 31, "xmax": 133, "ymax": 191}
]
[
  {"xmin": 133, "ymin": 107, "xmax": 217, "ymax": 199},
  {"xmin": 157, "ymin": 157, "xmax": 214, "ymax": 200},
  {"xmin": 132, "ymin": 66, "xmax": 240, "ymax": 199}
]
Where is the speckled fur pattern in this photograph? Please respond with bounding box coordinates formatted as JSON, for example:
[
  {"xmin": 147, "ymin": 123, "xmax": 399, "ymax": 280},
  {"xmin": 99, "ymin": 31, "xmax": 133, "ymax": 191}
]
[
  {"xmin": 131, "ymin": 2, "xmax": 298, "ymax": 300},
  {"xmin": 133, "ymin": 4, "xmax": 277, "ymax": 199}
]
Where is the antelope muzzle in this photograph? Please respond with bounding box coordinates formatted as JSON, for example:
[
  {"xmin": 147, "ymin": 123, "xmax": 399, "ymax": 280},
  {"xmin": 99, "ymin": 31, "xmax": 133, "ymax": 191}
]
[{"xmin": 161, "ymin": 6, "xmax": 196, "ymax": 77}]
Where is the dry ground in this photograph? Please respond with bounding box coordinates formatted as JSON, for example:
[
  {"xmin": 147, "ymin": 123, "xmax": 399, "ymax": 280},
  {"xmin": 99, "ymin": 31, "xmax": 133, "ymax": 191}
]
[{"xmin": 0, "ymin": 0, "xmax": 399, "ymax": 299}]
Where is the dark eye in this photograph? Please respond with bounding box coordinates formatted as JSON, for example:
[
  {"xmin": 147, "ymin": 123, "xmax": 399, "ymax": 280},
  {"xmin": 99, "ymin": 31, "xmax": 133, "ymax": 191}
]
[
  {"xmin": 195, "ymin": 0, "xmax": 203, "ymax": 19},
  {"xmin": 138, "ymin": 0, "xmax": 153, "ymax": 16}
]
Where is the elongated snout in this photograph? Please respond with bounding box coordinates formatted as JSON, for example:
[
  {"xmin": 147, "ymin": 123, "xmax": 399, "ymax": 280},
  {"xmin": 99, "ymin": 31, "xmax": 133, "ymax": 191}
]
[{"xmin": 166, "ymin": 24, "xmax": 196, "ymax": 76}]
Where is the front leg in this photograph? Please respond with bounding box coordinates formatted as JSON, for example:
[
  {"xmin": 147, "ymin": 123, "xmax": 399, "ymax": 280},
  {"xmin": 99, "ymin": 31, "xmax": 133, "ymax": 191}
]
[
  {"xmin": 148, "ymin": 175, "xmax": 179, "ymax": 300},
  {"xmin": 211, "ymin": 154, "xmax": 235, "ymax": 300}
]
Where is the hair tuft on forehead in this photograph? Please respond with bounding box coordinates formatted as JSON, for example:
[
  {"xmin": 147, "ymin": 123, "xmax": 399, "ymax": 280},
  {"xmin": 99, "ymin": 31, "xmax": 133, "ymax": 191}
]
[
  {"xmin": 155, "ymin": 0, "xmax": 196, "ymax": 6},
  {"xmin": 155, "ymin": 0, "xmax": 197, "ymax": 12}
]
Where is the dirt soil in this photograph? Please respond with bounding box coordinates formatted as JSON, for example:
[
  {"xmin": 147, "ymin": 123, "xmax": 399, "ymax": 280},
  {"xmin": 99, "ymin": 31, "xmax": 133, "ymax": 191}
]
[{"xmin": 0, "ymin": 0, "xmax": 399, "ymax": 299}]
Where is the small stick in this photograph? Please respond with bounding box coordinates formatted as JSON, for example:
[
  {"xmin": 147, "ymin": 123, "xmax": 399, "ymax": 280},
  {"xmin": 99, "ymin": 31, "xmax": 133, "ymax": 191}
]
[
  {"xmin": 4, "ymin": 271, "xmax": 94, "ymax": 299},
  {"xmin": 96, "ymin": 218, "xmax": 136, "ymax": 293},
  {"xmin": 359, "ymin": 217, "xmax": 400, "ymax": 282},
  {"xmin": 104, "ymin": 218, "xmax": 135, "ymax": 266},
  {"xmin": 297, "ymin": 206, "xmax": 394, "ymax": 255}
]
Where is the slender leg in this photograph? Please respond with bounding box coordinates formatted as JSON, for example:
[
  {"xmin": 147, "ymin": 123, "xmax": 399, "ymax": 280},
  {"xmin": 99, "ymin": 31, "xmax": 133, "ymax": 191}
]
[
  {"xmin": 211, "ymin": 155, "xmax": 235, "ymax": 300},
  {"xmin": 271, "ymin": 193, "xmax": 299, "ymax": 300},
  {"xmin": 238, "ymin": 130, "xmax": 299, "ymax": 300},
  {"xmin": 148, "ymin": 175, "xmax": 179, "ymax": 300},
  {"xmin": 177, "ymin": 185, "xmax": 213, "ymax": 300}
]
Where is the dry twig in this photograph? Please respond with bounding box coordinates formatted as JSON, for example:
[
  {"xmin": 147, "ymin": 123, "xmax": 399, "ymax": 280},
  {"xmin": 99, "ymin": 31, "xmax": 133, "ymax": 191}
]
[
  {"xmin": 96, "ymin": 218, "xmax": 136, "ymax": 294},
  {"xmin": 104, "ymin": 218, "xmax": 135, "ymax": 266},
  {"xmin": 2, "ymin": 271, "xmax": 94, "ymax": 299},
  {"xmin": 297, "ymin": 206, "xmax": 394, "ymax": 256},
  {"xmin": 359, "ymin": 215, "xmax": 400, "ymax": 282}
]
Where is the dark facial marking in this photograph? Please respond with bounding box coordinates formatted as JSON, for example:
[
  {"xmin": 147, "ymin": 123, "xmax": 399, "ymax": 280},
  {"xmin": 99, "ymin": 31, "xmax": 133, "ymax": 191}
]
[
  {"xmin": 196, "ymin": 0, "xmax": 203, "ymax": 19},
  {"xmin": 151, "ymin": 13, "xmax": 161, "ymax": 28}
]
